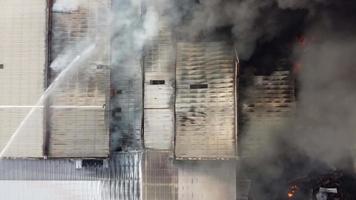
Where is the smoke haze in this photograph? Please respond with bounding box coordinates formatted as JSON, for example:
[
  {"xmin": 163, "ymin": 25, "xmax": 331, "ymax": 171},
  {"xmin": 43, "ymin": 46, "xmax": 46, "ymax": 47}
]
[
  {"xmin": 49, "ymin": 0, "xmax": 356, "ymax": 198},
  {"xmin": 51, "ymin": 0, "xmax": 356, "ymax": 168}
]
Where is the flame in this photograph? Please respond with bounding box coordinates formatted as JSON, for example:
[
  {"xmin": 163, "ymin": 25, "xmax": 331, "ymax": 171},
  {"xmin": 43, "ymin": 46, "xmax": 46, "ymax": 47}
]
[
  {"xmin": 288, "ymin": 192, "xmax": 294, "ymax": 198},
  {"xmin": 287, "ymin": 185, "xmax": 299, "ymax": 199}
]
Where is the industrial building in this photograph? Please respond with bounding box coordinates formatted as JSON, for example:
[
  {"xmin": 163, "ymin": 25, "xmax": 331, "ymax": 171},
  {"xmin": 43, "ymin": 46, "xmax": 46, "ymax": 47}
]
[
  {"xmin": 48, "ymin": 0, "xmax": 111, "ymax": 158},
  {"xmin": 0, "ymin": 0, "xmax": 297, "ymax": 199},
  {"xmin": 0, "ymin": 0, "xmax": 111, "ymax": 158},
  {"xmin": 0, "ymin": 0, "xmax": 242, "ymax": 159},
  {"xmin": 143, "ymin": 20, "xmax": 175, "ymax": 151}
]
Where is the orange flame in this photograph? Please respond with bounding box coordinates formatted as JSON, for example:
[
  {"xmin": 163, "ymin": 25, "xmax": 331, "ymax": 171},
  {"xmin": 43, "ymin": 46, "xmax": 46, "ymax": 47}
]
[{"xmin": 288, "ymin": 192, "xmax": 294, "ymax": 198}]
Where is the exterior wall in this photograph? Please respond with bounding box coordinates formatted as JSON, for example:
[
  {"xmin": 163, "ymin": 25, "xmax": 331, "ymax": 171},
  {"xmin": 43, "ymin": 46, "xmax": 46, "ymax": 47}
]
[
  {"xmin": 48, "ymin": 0, "xmax": 111, "ymax": 157},
  {"xmin": 111, "ymin": 77, "xmax": 143, "ymax": 151},
  {"xmin": 48, "ymin": 66, "xmax": 110, "ymax": 157},
  {"xmin": 0, "ymin": 181, "xmax": 104, "ymax": 200},
  {"xmin": 51, "ymin": 0, "xmax": 111, "ymax": 61},
  {"xmin": 144, "ymin": 109, "xmax": 174, "ymax": 150},
  {"xmin": 110, "ymin": 0, "xmax": 143, "ymax": 151},
  {"xmin": 175, "ymin": 42, "xmax": 237, "ymax": 160},
  {"xmin": 102, "ymin": 152, "xmax": 143, "ymax": 200},
  {"xmin": 143, "ymin": 22, "xmax": 175, "ymax": 150},
  {"xmin": 240, "ymin": 71, "xmax": 295, "ymax": 158},
  {"xmin": 0, "ymin": 0, "xmax": 47, "ymax": 157},
  {"xmin": 177, "ymin": 161, "xmax": 236, "ymax": 200},
  {"xmin": 143, "ymin": 151, "xmax": 178, "ymax": 200},
  {"xmin": 0, "ymin": 152, "xmax": 143, "ymax": 180},
  {"xmin": 0, "ymin": 152, "xmax": 143, "ymax": 200}
]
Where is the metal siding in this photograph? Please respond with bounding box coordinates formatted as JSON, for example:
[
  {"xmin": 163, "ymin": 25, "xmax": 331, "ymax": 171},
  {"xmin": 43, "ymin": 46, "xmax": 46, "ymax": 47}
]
[
  {"xmin": 177, "ymin": 161, "xmax": 236, "ymax": 200},
  {"xmin": 0, "ymin": 152, "xmax": 142, "ymax": 181},
  {"xmin": 144, "ymin": 109, "xmax": 174, "ymax": 150},
  {"xmin": 0, "ymin": 181, "xmax": 104, "ymax": 200},
  {"xmin": 175, "ymin": 42, "xmax": 236, "ymax": 160},
  {"xmin": 51, "ymin": 0, "xmax": 111, "ymax": 61},
  {"xmin": 48, "ymin": 1, "xmax": 111, "ymax": 157},
  {"xmin": 48, "ymin": 67, "xmax": 110, "ymax": 157},
  {"xmin": 0, "ymin": 152, "xmax": 143, "ymax": 200},
  {"xmin": 143, "ymin": 21, "xmax": 175, "ymax": 150},
  {"xmin": 143, "ymin": 151, "xmax": 178, "ymax": 200},
  {"xmin": 0, "ymin": 0, "xmax": 47, "ymax": 157},
  {"xmin": 240, "ymin": 71, "xmax": 295, "ymax": 158},
  {"xmin": 144, "ymin": 73, "xmax": 174, "ymax": 109}
]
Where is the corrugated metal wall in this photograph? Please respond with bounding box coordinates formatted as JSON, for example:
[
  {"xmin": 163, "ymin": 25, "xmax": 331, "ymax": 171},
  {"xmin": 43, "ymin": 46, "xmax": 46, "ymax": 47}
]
[
  {"xmin": 177, "ymin": 161, "xmax": 236, "ymax": 200},
  {"xmin": 143, "ymin": 21, "xmax": 175, "ymax": 150},
  {"xmin": 49, "ymin": 0, "xmax": 111, "ymax": 157},
  {"xmin": 144, "ymin": 109, "xmax": 174, "ymax": 150},
  {"xmin": 0, "ymin": 152, "xmax": 143, "ymax": 200},
  {"xmin": 143, "ymin": 151, "xmax": 178, "ymax": 200},
  {"xmin": 240, "ymin": 71, "xmax": 295, "ymax": 158},
  {"xmin": 48, "ymin": 66, "xmax": 110, "ymax": 157},
  {"xmin": 0, "ymin": 0, "xmax": 47, "ymax": 157},
  {"xmin": 0, "ymin": 181, "xmax": 104, "ymax": 200},
  {"xmin": 101, "ymin": 152, "xmax": 143, "ymax": 200},
  {"xmin": 51, "ymin": 0, "xmax": 111, "ymax": 61},
  {"xmin": 175, "ymin": 42, "xmax": 237, "ymax": 160}
]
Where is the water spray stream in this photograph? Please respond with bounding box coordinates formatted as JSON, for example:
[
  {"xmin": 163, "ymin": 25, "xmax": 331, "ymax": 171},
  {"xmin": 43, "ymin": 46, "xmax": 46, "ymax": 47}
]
[{"xmin": 0, "ymin": 44, "xmax": 96, "ymax": 158}]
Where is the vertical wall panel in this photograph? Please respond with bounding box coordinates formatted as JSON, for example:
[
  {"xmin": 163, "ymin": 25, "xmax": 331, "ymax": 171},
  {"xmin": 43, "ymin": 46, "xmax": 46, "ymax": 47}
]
[
  {"xmin": 144, "ymin": 109, "xmax": 174, "ymax": 150},
  {"xmin": 143, "ymin": 151, "xmax": 178, "ymax": 200},
  {"xmin": 175, "ymin": 42, "xmax": 237, "ymax": 160},
  {"xmin": 49, "ymin": 0, "xmax": 111, "ymax": 157},
  {"xmin": 0, "ymin": 0, "xmax": 47, "ymax": 157},
  {"xmin": 177, "ymin": 162, "xmax": 236, "ymax": 200},
  {"xmin": 0, "ymin": 152, "xmax": 143, "ymax": 200},
  {"xmin": 143, "ymin": 20, "xmax": 175, "ymax": 150},
  {"xmin": 48, "ymin": 66, "xmax": 110, "ymax": 157}
]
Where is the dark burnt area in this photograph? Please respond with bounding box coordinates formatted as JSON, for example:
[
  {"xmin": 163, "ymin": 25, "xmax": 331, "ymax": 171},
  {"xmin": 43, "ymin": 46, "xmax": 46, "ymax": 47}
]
[{"xmin": 241, "ymin": 9, "xmax": 308, "ymax": 76}]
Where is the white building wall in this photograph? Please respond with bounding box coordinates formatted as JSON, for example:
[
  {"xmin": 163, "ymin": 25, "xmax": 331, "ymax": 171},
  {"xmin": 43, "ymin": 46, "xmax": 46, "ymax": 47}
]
[
  {"xmin": 0, "ymin": 0, "xmax": 47, "ymax": 157},
  {"xmin": 0, "ymin": 181, "xmax": 103, "ymax": 200},
  {"xmin": 143, "ymin": 21, "xmax": 175, "ymax": 150}
]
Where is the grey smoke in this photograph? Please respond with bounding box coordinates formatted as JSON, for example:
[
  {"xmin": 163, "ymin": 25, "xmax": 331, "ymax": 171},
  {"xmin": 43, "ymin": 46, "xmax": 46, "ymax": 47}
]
[
  {"xmin": 49, "ymin": 0, "xmax": 356, "ymax": 158},
  {"xmin": 51, "ymin": 0, "xmax": 356, "ymax": 181},
  {"xmin": 291, "ymin": 32, "xmax": 356, "ymax": 167},
  {"xmin": 239, "ymin": 1, "xmax": 356, "ymax": 198},
  {"xmin": 169, "ymin": 0, "xmax": 306, "ymax": 59}
]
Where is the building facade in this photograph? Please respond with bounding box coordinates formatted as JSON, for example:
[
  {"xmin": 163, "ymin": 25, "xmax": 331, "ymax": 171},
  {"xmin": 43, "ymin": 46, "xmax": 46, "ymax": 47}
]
[
  {"xmin": 0, "ymin": 0, "xmax": 47, "ymax": 157},
  {"xmin": 175, "ymin": 42, "xmax": 238, "ymax": 160}
]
